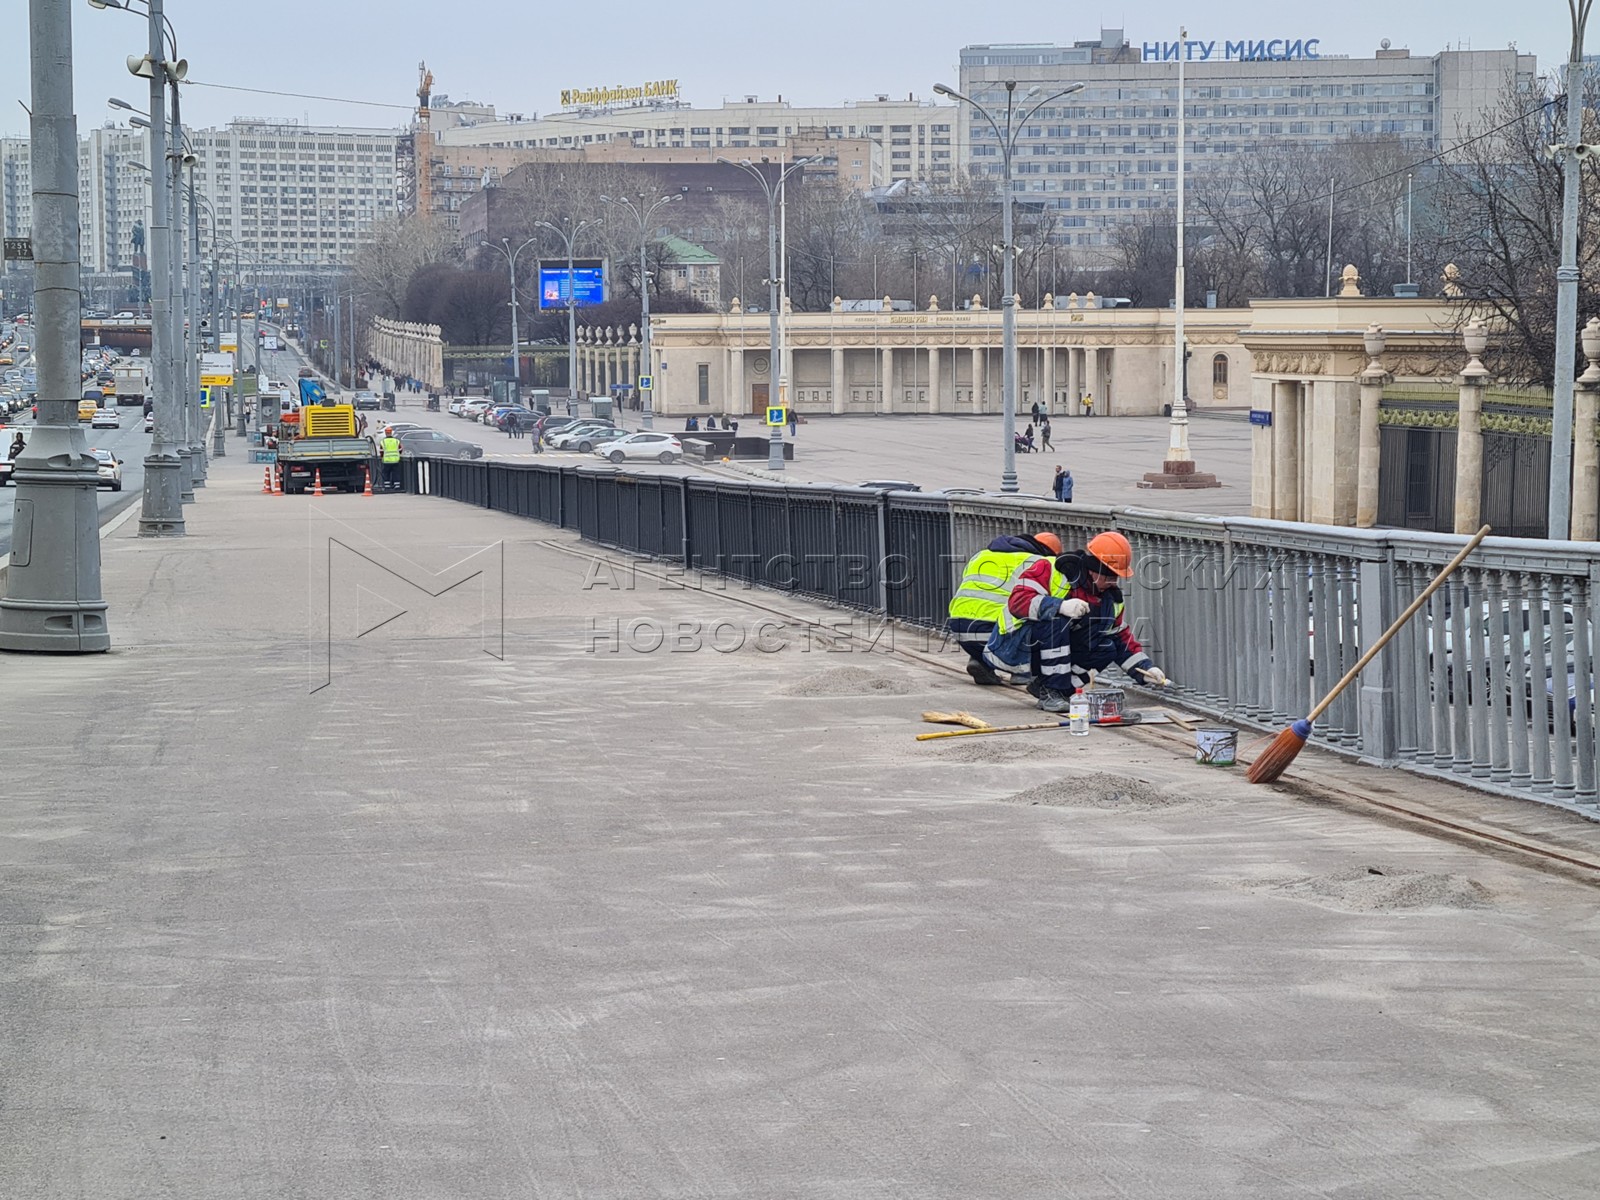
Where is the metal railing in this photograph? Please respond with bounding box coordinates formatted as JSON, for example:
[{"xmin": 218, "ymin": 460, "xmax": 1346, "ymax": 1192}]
[{"xmin": 403, "ymin": 456, "xmax": 1600, "ymax": 818}]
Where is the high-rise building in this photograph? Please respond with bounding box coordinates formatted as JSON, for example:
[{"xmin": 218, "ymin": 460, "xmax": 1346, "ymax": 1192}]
[{"xmin": 957, "ymin": 30, "xmax": 1537, "ymax": 260}]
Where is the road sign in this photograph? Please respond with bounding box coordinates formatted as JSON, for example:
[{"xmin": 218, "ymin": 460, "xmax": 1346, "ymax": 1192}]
[
  {"xmin": 638, "ymin": 375, "xmax": 652, "ymax": 390},
  {"xmin": 765, "ymin": 406, "xmax": 786, "ymax": 427},
  {"xmin": 2, "ymin": 238, "xmax": 32, "ymax": 261},
  {"xmin": 1248, "ymin": 410, "xmax": 1273, "ymax": 427}
]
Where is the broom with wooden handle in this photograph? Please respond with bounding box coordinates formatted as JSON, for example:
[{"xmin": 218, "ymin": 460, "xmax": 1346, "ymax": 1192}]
[
  {"xmin": 1247, "ymin": 524, "xmax": 1491, "ymax": 784},
  {"xmin": 921, "ymin": 710, "xmax": 993, "ymax": 729}
]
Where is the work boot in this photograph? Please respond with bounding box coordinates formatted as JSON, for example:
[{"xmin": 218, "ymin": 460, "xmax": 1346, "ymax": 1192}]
[
  {"xmin": 965, "ymin": 660, "xmax": 1004, "ymax": 687},
  {"xmin": 1036, "ymin": 688, "xmax": 1075, "ymax": 713}
]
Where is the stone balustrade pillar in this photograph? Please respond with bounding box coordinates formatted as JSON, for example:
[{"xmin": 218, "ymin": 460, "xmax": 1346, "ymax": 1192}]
[{"xmin": 1454, "ymin": 320, "xmax": 1490, "ymax": 536}]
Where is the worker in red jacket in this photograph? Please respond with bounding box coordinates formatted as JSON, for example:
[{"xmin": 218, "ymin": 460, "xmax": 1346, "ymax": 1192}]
[{"xmin": 985, "ymin": 530, "xmax": 1168, "ymax": 712}]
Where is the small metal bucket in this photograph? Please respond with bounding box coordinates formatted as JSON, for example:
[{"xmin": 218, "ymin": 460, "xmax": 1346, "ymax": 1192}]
[
  {"xmin": 1196, "ymin": 727, "xmax": 1237, "ymax": 767},
  {"xmin": 1085, "ymin": 687, "xmax": 1124, "ymax": 722}
]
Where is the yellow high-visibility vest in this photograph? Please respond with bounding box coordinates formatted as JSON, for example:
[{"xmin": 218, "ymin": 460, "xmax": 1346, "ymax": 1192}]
[{"xmin": 380, "ymin": 437, "xmax": 402, "ymax": 464}]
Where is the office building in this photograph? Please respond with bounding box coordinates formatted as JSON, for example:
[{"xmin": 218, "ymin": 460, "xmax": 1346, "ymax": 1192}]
[{"xmin": 957, "ymin": 30, "xmax": 1537, "ymax": 260}]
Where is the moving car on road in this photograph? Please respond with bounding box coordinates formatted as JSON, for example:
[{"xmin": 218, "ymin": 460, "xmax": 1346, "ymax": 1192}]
[
  {"xmin": 396, "ymin": 429, "xmax": 484, "ymax": 459},
  {"xmin": 90, "ymin": 447, "xmax": 123, "ymax": 491},
  {"xmin": 352, "ymin": 390, "xmax": 381, "ymax": 410},
  {"xmin": 91, "ymin": 406, "xmax": 121, "ymax": 429},
  {"xmin": 595, "ymin": 431, "xmax": 682, "ymax": 464},
  {"xmin": 547, "ymin": 421, "xmax": 619, "ymax": 452}
]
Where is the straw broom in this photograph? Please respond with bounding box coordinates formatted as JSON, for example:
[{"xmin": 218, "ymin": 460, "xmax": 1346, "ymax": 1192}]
[{"xmin": 1247, "ymin": 524, "xmax": 1491, "ymax": 784}]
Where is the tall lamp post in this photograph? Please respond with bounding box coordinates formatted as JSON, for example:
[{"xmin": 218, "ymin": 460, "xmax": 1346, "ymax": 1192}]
[
  {"xmin": 95, "ymin": 0, "xmax": 186, "ymax": 532},
  {"xmin": 715, "ymin": 155, "xmax": 820, "ymax": 470},
  {"xmin": 0, "ymin": 0, "xmax": 110, "ymax": 651},
  {"xmin": 935, "ymin": 79, "xmax": 1083, "ymax": 493},
  {"xmin": 535, "ymin": 218, "xmax": 591, "ymax": 412},
  {"xmin": 481, "ymin": 235, "xmax": 537, "ymax": 393},
  {"xmin": 601, "ymin": 191, "xmax": 680, "ymax": 429},
  {"xmin": 1550, "ymin": 0, "xmax": 1594, "ymax": 540}
]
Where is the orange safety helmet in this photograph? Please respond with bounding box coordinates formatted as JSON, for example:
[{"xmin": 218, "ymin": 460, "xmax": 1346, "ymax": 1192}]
[
  {"xmin": 1085, "ymin": 530, "xmax": 1134, "ymax": 578},
  {"xmin": 1031, "ymin": 531, "xmax": 1063, "ymax": 556}
]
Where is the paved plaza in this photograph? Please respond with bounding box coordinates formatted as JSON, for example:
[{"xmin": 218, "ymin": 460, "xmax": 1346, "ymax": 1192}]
[{"xmin": 4, "ymin": 448, "xmax": 1600, "ymax": 1197}]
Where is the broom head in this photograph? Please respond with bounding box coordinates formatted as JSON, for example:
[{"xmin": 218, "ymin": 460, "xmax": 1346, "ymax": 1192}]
[{"xmin": 1246, "ymin": 719, "xmax": 1313, "ymax": 784}]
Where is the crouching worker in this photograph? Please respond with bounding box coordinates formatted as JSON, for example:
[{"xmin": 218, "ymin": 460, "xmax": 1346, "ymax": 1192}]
[
  {"xmin": 946, "ymin": 530, "xmax": 1063, "ymax": 686},
  {"xmin": 985, "ymin": 529, "xmax": 1168, "ymax": 712}
]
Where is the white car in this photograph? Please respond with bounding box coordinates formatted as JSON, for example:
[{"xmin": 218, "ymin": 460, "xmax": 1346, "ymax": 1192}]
[
  {"xmin": 91, "ymin": 406, "xmax": 121, "ymax": 429},
  {"xmin": 90, "ymin": 446, "xmax": 123, "ymax": 491},
  {"xmin": 448, "ymin": 398, "xmax": 469, "ymax": 416},
  {"xmin": 548, "ymin": 422, "xmax": 620, "ymax": 452},
  {"xmin": 461, "ymin": 400, "xmax": 492, "ymax": 421},
  {"xmin": 595, "ymin": 431, "xmax": 682, "ymax": 464},
  {"xmin": 143, "ymin": 412, "xmax": 154, "ymax": 432}
]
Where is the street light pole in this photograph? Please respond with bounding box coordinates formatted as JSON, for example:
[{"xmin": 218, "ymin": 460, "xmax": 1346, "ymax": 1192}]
[
  {"xmin": 0, "ymin": 0, "xmax": 110, "ymax": 651},
  {"xmin": 716, "ymin": 157, "xmax": 819, "ymax": 470},
  {"xmin": 600, "ymin": 192, "xmax": 679, "ymax": 430},
  {"xmin": 934, "ymin": 79, "xmax": 1082, "ymax": 493},
  {"xmin": 185, "ymin": 144, "xmax": 205, "ymax": 486},
  {"xmin": 535, "ymin": 218, "xmax": 591, "ymax": 412},
  {"xmin": 1550, "ymin": 0, "xmax": 1594, "ymax": 539},
  {"xmin": 482, "ymin": 235, "xmax": 537, "ymax": 392}
]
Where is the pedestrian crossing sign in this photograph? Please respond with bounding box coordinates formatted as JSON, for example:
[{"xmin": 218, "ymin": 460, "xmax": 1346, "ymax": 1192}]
[{"xmin": 765, "ymin": 406, "xmax": 786, "ymax": 427}]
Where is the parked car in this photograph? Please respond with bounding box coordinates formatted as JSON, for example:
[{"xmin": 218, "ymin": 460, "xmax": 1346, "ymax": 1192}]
[
  {"xmin": 90, "ymin": 446, "xmax": 123, "ymax": 490},
  {"xmin": 91, "ymin": 406, "xmax": 121, "ymax": 429},
  {"xmin": 396, "ymin": 429, "xmax": 484, "ymax": 459},
  {"xmin": 491, "ymin": 406, "xmax": 538, "ymax": 431},
  {"xmin": 855, "ymin": 479, "xmax": 923, "ymax": 492},
  {"xmin": 460, "ymin": 400, "xmax": 492, "ymax": 421},
  {"xmin": 548, "ymin": 421, "xmax": 620, "ymax": 452},
  {"xmin": 448, "ymin": 398, "xmax": 470, "ymax": 416},
  {"xmin": 595, "ymin": 432, "xmax": 683, "ymax": 464}
]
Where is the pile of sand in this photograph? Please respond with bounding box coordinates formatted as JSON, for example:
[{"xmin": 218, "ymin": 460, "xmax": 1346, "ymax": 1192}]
[
  {"xmin": 781, "ymin": 666, "xmax": 918, "ymax": 697},
  {"xmin": 929, "ymin": 738, "xmax": 1045, "ymax": 764},
  {"xmin": 1265, "ymin": 865, "xmax": 1493, "ymax": 912},
  {"xmin": 998, "ymin": 772, "xmax": 1178, "ymax": 810}
]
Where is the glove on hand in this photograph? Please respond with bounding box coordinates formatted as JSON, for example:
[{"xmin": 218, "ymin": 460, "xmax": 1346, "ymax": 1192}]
[
  {"xmin": 1061, "ymin": 598, "xmax": 1091, "ymax": 619},
  {"xmin": 1138, "ymin": 665, "xmax": 1169, "ymax": 687}
]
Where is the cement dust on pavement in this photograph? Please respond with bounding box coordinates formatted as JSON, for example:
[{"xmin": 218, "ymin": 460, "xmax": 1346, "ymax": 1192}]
[
  {"xmin": 1254, "ymin": 865, "xmax": 1496, "ymax": 913},
  {"xmin": 782, "ymin": 665, "xmax": 920, "ymax": 697}
]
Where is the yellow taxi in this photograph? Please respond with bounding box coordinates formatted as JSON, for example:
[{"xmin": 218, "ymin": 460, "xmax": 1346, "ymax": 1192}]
[
  {"xmin": 78, "ymin": 397, "xmax": 100, "ymax": 422},
  {"xmin": 0, "ymin": 356, "xmax": 12, "ymax": 367}
]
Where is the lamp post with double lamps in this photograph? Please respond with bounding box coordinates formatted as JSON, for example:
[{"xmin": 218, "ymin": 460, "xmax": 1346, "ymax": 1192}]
[
  {"xmin": 0, "ymin": 0, "xmax": 111, "ymax": 651},
  {"xmin": 601, "ymin": 191, "xmax": 680, "ymax": 429},
  {"xmin": 535, "ymin": 217, "xmax": 591, "ymax": 411},
  {"xmin": 934, "ymin": 78, "xmax": 1083, "ymax": 493},
  {"xmin": 480, "ymin": 235, "xmax": 537, "ymax": 393},
  {"xmin": 715, "ymin": 155, "xmax": 820, "ymax": 470},
  {"xmin": 94, "ymin": 0, "xmax": 186, "ymax": 532}
]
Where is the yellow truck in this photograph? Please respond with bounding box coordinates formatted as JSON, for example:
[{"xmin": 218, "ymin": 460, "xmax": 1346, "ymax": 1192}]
[{"xmin": 276, "ymin": 402, "xmax": 377, "ymax": 494}]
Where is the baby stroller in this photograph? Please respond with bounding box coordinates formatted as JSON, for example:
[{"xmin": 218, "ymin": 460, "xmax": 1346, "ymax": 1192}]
[{"xmin": 1014, "ymin": 431, "xmax": 1036, "ymax": 454}]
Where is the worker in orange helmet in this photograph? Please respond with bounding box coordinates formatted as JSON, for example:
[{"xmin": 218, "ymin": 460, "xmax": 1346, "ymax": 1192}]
[
  {"xmin": 985, "ymin": 529, "xmax": 1168, "ymax": 711},
  {"xmin": 947, "ymin": 530, "xmax": 1065, "ymax": 686}
]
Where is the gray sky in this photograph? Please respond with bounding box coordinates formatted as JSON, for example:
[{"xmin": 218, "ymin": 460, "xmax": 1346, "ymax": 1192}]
[{"xmin": 0, "ymin": 1, "xmax": 1567, "ymax": 139}]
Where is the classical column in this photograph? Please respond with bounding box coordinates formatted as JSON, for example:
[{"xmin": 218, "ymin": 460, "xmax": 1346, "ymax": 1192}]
[
  {"xmin": 1066, "ymin": 347, "xmax": 1079, "ymax": 413},
  {"xmin": 1356, "ymin": 324, "xmax": 1390, "ymax": 528},
  {"xmin": 972, "ymin": 346, "xmax": 986, "ymax": 414},
  {"xmin": 882, "ymin": 346, "xmax": 894, "ymax": 414},
  {"xmin": 1573, "ymin": 318, "xmax": 1600, "ymax": 541},
  {"xmin": 731, "ymin": 347, "xmax": 746, "ymax": 414},
  {"xmin": 1455, "ymin": 321, "xmax": 1490, "ymax": 535},
  {"xmin": 1042, "ymin": 345, "xmax": 1056, "ymax": 415},
  {"xmin": 928, "ymin": 345, "xmax": 942, "ymax": 414},
  {"xmin": 830, "ymin": 347, "xmax": 844, "ymax": 413},
  {"xmin": 1271, "ymin": 379, "xmax": 1301, "ymax": 521}
]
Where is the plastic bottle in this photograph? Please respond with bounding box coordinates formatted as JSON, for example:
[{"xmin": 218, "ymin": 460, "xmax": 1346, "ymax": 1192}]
[{"xmin": 1068, "ymin": 691, "xmax": 1090, "ymax": 736}]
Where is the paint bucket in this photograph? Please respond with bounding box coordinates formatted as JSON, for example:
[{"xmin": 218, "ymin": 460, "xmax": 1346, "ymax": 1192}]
[
  {"xmin": 1085, "ymin": 687, "xmax": 1124, "ymax": 723},
  {"xmin": 1195, "ymin": 727, "xmax": 1237, "ymax": 767}
]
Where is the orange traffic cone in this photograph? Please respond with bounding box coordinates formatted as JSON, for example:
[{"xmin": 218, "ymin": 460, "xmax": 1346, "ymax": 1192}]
[
  {"xmin": 261, "ymin": 467, "xmax": 273, "ymax": 494},
  {"xmin": 362, "ymin": 464, "xmax": 374, "ymax": 497},
  {"xmin": 312, "ymin": 467, "xmax": 324, "ymax": 497}
]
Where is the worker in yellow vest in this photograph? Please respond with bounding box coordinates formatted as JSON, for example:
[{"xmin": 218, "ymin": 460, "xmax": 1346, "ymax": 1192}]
[
  {"xmin": 379, "ymin": 427, "xmax": 403, "ymax": 492},
  {"xmin": 946, "ymin": 530, "xmax": 1063, "ymax": 686}
]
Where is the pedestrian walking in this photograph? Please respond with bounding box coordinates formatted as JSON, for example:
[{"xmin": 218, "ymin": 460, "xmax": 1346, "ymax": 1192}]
[
  {"xmin": 1041, "ymin": 416, "xmax": 1054, "ymax": 451},
  {"xmin": 1052, "ymin": 465, "xmax": 1074, "ymax": 504},
  {"xmin": 787, "ymin": 409, "xmax": 799, "ymax": 437},
  {"xmin": 1081, "ymin": 392, "xmax": 1094, "ymax": 418},
  {"xmin": 1030, "ymin": 400, "xmax": 1042, "ymax": 424}
]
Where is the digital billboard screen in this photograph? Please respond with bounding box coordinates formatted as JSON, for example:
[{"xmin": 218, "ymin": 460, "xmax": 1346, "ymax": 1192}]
[{"xmin": 538, "ymin": 260, "xmax": 606, "ymax": 309}]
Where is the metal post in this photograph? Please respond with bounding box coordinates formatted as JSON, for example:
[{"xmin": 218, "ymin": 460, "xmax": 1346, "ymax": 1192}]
[
  {"xmin": 187, "ymin": 154, "xmax": 205, "ymax": 485},
  {"xmin": 169, "ymin": 75, "xmax": 192, "ymax": 501},
  {"xmin": 507, "ymin": 246, "xmax": 519, "ymax": 386},
  {"xmin": 136, "ymin": 0, "xmax": 183, "ymax": 535},
  {"xmin": 766, "ymin": 186, "xmax": 782, "ymax": 469},
  {"xmin": 1551, "ymin": 11, "xmax": 1591, "ymax": 539},
  {"xmin": 210, "ymin": 253, "xmax": 224, "ymax": 454},
  {"xmin": 332, "ymin": 287, "xmax": 341, "ymax": 394},
  {"xmin": 1166, "ymin": 31, "xmax": 1192, "ymax": 467},
  {"xmin": 0, "ymin": 0, "xmax": 111, "ymax": 651},
  {"xmin": 639, "ymin": 209, "xmax": 652, "ymax": 430}
]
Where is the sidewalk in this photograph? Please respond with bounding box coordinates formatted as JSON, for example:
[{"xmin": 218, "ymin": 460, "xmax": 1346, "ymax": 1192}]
[{"xmin": 5, "ymin": 449, "xmax": 1600, "ymax": 1197}]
